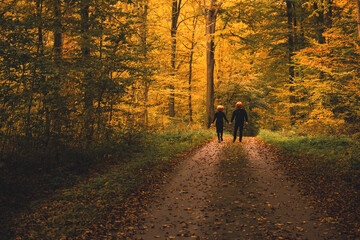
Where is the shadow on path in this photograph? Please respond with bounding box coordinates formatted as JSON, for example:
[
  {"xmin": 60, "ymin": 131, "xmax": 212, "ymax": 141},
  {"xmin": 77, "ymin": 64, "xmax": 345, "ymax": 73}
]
[{"xmin": 131, "ymin": 137, "xmax": 339, "ymax": 239}]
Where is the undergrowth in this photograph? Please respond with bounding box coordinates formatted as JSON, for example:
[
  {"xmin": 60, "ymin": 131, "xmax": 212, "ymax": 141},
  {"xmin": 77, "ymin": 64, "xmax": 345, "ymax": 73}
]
[{"xmin": 5, "ymin": 128, "xmax": 213, "ymax": 240}]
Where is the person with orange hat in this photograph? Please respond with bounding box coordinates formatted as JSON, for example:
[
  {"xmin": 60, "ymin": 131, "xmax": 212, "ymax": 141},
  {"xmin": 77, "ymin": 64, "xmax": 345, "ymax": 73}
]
[
  {"xmin": 212, "ymin": 105, "xmax": 229, "ymax": 143},
  {"xmin": 230, "ymin": 102, "xmax": 248, "ymax": 142}
]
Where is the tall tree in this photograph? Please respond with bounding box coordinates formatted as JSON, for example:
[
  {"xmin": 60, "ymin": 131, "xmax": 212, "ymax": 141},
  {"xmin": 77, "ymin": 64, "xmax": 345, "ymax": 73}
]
[
  {"xmin": 203, "ymin": 0, "xmax": 221, "ymax": 128},
  {"xmin": 185, "ymin": 15, "xmax": 199, "ymax": 123},
  {"xmin": 53, "ymin": 0, "xmax": 63, "ymax": 60},
  {"xmin": 139, "ymin": 0, "xmax": 150, "ymax": 125},
  {"xmin": 80, "ymin": 0, "xmax": 94, "ymax": 144},
  {"xmin": 286, "ymin": 0, "xmax": 296, "ymax": 125},
  {"xmin": 325, "ymin": 0, "xmax": 333, "ymax": 29},
  {"xmin": 313, "ymin": 1, "xmax": 325, "ymax": 44},
  {"xmin": 356, "ymin": 0, "xmax": 360, "ymax": 39},
  {"xmin": 169, "ymin": 0, "xmax": 182, "ymax": 117},
  {"xmin": 52, "ymin": 0, "xmax": 64, "ymax": 137}
]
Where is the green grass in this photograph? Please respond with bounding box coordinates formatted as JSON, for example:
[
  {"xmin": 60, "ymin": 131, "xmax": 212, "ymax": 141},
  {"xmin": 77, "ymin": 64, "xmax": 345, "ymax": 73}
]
[
  {"xmin": 258, "ymin": 129, "xmax": 360, "ymax": 174},
  {"xmin": 11, "ymin": 128, "xmax": 214, "ymax": 240},
  {"xmin": 259, "ymin": 129, "xmax": 351, "ymax": 159}
]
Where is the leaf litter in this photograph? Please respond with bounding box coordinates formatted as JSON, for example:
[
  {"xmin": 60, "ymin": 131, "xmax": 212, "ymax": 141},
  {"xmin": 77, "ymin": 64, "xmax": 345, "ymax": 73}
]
[{"xmin": 130, "ymin": 137, "xmax": 351, "ymax": 239}]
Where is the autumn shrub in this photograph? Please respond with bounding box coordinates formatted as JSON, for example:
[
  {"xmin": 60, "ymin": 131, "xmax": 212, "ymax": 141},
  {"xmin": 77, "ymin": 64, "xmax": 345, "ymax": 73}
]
[{"xmin": 294, "ymin": 109, "xmax": 347, "ymax": 136}]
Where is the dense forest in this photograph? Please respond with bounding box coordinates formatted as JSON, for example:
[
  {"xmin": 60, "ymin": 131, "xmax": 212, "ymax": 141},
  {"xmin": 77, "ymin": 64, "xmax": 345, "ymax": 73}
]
[
  {"xmin": 1, "ymin": 0, "xmax": 360, "ymax": 156},
  {"xmin": 1, "ymin": 0, "xmax": 360, "ymax": 157},
  {"xmin": 1, "ymin": 0, "xmax": 360, "ymax": 238}
]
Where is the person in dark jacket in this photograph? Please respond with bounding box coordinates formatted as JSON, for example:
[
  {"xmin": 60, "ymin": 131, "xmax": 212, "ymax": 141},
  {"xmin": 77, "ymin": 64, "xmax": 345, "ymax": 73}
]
[
  {"xmin": 212, "ymin": 105, "xmax": 229, "ymax": 143},
  {"xmin": 230, "ymin": 102, "xmax": 248, "ymax": 142}
]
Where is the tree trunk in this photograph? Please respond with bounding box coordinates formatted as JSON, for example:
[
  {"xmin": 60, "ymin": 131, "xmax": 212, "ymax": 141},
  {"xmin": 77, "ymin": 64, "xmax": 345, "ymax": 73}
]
[
  {"xmin": 286, "ymin": 0, "xmax": 296, "ymax": 125},
  {"xmin": 188, "ymin": 17, "xmax": 198, "ymax": 123},
  {"xmin": 140, "ymin": 0, "xmax": 149, "ymax": 125},
  {"xmin": 206, "ymin": 11, "xmax": 216, "ymax": 128},
  {"xmin": 325, "ymin": 0, "xmax": 333, "ymax": 29},
  {"xmin": 314, "ymin": 1, "xmax": 327, "ymax": 103},
  {"xmin": 169, "ymin": 0, "xmax": 181, "ymax": 117},
  {"xmin": 204, "ymin": 0, "xmax": 220, "ymax": 128},
  {"xmin": 54, "ymin": 0, "xmax": 62, "ymax": 59},
  {"xmin": 36, "ymin": 0, "xmax": 44, "ymax": 55},
  {"xmin": 356, "ymin": 0, "xmax": 360, "ymax": 39},
  {"xmin": 298, "ymin": 2, "xmax": 306, "ymax": 49},
  {"xmin": 36, "ymin": 0, "xmax": 51, "ymax": 142},
  {"xmin": 313, "ymin": 2, "xmax": 325, "ymax": 44},
  {"xmin": 53, "ymin": 0, "xmax": 63, "ymax": 138},
  {"xmin": 25, "ymin": 70, "xmax": 34, "ymax": 138},
  {"xmin": 80, "ymin": 0, "xmax": 94, "ymax": 145}
]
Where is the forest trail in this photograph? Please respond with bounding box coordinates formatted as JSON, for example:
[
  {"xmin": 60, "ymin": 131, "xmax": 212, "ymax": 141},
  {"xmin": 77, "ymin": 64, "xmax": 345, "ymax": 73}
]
[{"xmin": 131, "ymin": 137, "xmax": 338, "ymax": 240}]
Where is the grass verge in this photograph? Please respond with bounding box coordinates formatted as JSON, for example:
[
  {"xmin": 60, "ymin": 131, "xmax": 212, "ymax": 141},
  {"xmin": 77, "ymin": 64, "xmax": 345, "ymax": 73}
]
[
  {"xmin": 258, "ymin": 129, "xmax": 360, "ymax": 178},
  {"xmin": 8, "ymin": 129, "xmax": 213, "ymax": 240}
]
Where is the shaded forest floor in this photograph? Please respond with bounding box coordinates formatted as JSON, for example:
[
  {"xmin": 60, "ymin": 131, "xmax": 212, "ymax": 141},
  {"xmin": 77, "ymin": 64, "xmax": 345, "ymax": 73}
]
[{"xmin": 1, "ymin": 130, "xmax": 214, "ymax": 240}]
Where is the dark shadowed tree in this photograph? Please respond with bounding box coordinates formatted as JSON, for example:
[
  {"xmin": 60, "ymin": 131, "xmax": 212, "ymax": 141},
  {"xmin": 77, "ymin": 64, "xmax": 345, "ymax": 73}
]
[{"xmin": 202, "ymin": 0, "xmax": 221, "ymax": 128}]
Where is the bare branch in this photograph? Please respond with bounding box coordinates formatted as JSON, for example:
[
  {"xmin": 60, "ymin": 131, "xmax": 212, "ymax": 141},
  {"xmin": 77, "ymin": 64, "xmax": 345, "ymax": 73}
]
[
  {"xmin": 214, "ymin": 2, "xmax": 222, "ymax": 16},
  {"xmin": 0, "ymin": 0, "xmax": 18, "ymax": 17},
  {"xmin": 202, "ymin": 0, "xmax": 206, "ymax": 15},
  {"xmin": 177, "ymin": 13, "xmax": 202, "ymax": 28}
]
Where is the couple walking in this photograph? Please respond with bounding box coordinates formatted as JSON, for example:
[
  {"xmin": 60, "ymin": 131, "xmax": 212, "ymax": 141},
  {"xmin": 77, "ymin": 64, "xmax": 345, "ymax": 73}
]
[{"xmin": 212, "ymin": 102, "xmax": 249, "ymax": 143}]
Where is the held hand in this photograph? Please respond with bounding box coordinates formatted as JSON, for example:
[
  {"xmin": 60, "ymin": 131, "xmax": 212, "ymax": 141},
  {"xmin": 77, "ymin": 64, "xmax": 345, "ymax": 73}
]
[
  {"xmin": 229, "ymin": 122, "xmax": 232, "ymax": 125},
  {"xmin": 245, "ymin": 122, "xmax": 249, "ymax": 125}
]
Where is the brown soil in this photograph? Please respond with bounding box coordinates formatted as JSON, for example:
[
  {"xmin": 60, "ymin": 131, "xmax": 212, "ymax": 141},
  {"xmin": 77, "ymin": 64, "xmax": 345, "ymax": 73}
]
[{"xmin": 131, "ymin": 137, "xmax": 340, "ymax": 239}]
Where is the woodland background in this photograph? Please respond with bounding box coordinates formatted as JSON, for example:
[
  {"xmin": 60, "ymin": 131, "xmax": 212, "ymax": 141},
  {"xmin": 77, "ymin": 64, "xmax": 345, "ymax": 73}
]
[
  {"xmin": 1, "ymin": 0, "xmax": 360, "ymax": 184},
  {"xmin": 1, "ymin": 0, "xmax": 360, "ymax": 156},
  {"xmin": 1, "ymin": 0, "xmax": 360, "ymax": 238}
]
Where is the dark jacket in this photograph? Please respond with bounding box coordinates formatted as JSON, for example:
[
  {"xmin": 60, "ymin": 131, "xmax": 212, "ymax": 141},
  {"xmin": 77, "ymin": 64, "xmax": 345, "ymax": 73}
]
[
  {"xmin": 231, "ymin": 108, "xmax": 248, "ymax": 125},
  {"xmin": 212, "ymin": 111, "xmax": 229, "ymax": 126}
]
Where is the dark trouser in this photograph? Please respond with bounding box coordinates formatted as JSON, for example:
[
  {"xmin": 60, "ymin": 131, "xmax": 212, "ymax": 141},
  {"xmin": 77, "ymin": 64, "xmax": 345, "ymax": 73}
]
[
  {"xmin": 233, "ymin": 123, "xmax": 244, "ymax": 142},
  {"xmin": 216, "ymin": 124, "xmax": 223, "ymax": 141}
]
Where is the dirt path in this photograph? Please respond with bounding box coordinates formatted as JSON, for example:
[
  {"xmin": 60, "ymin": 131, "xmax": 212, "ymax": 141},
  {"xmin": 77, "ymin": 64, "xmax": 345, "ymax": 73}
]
[
  {"xmin": 132, "ymin": 137, "xmax": 338, "ymax": 239},
  {"xmin": 133, "ymin": 139, "xmax": 225, "ymax": 239}
]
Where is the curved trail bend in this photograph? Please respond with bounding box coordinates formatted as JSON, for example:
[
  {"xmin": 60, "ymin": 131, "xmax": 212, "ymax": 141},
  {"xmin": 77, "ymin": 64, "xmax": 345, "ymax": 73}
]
[{"xmin": 132, "ymin": 137, "xmax": 337, "ymax": 240}]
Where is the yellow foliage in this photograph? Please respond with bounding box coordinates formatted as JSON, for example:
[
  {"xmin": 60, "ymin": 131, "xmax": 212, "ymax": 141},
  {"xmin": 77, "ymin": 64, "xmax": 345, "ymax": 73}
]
[{"xmin": 300, "ymin": 109, "xmax": 346, "ymax": 135}]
